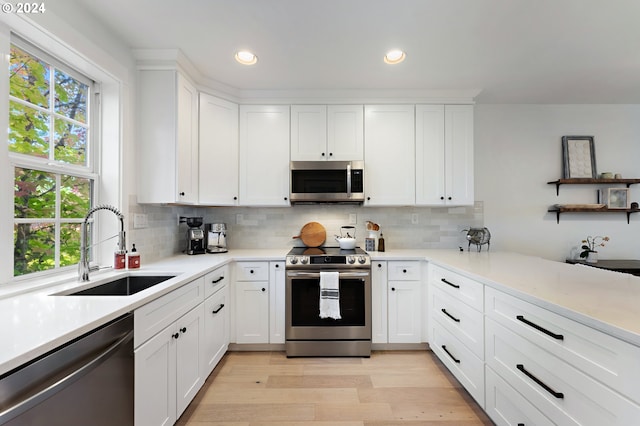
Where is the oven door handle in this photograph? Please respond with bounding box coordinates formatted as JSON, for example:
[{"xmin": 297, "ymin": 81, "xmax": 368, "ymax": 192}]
[{"xmin": 287, "ymin": 271, "xmax": 370, "ymax": 278}]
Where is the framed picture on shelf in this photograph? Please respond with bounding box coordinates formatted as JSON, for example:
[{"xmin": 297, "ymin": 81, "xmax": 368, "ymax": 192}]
[
  {"xmin": 607, "ymin": 188, "xmax": 629, "ymax": 209},
  {"xmin": 562, "ymin": 136, "xmax": 597, "ymax": 178}
]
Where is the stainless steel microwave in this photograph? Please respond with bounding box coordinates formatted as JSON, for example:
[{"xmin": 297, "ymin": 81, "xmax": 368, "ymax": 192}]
[{"xmin": 290, "ymin": 160, "xmax": 365, "ymax": 204}]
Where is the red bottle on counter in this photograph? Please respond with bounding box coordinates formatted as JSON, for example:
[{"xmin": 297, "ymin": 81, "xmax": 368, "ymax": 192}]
[{"xmin": 128, "ymin": 244, "xmax": 140, "ymax": 269}]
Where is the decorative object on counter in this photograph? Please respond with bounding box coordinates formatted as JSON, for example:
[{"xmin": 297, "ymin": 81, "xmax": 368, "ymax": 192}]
[
  {"xmin": 600, "ymin": 172, "xmax": 613, "ymax": 179},
  {"xmin": 335, "ymin": 225, "xmax": 357, "ymax": 249},
  {"xmin": 377, "ymin": 233, "xmax": 385, "ymax": 252},
  {"xmin": 462, "ymin": 227, "xmax": 491, "ymax": 251},
  {"xmin": 128, "ymin": 244, "xmax": 140, "ymax": 269},
  {"xmin": 562, "ymin": 136, "xmax": 596, "ymax": 179},
  {"xmin": 580, "ymin": 235, "xmax": 609, "ymax": 263},
  {"xmin": 292, "ymin": 221, "xmax": 326, "ymax": 247},
  {"xmin": 366, "ymin": 220, "xmax": 380, "ymax": 251},
  {"xmin": 607, "ymin": 188, "xmax": 629, "ymax": 209}
]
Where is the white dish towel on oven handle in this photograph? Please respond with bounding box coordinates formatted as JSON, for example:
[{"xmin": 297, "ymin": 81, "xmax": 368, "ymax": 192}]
[{"xmin": 319, "ymin": 271, "xmax": 341, "ymax": 320}]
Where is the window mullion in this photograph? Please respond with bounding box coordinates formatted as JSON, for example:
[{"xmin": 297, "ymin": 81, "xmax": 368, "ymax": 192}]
[
  {"xmin": 48, "ymin": 64, "xmax": 55, "ymax": 163},
  {"xmin": 54, "ymin": 174, "xmax": 61, "ymax": 268}
]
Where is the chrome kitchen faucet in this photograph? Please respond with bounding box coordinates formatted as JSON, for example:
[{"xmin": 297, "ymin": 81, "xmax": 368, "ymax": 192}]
[{"xmin": 78, "ymin": 205, "xmax": 125, "ymax": 282}]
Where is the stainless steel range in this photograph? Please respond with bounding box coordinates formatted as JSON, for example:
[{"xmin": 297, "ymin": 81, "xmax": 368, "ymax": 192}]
[{"xmin": 285, "ymin": 247, "xmax": 371, "ymax": 357}]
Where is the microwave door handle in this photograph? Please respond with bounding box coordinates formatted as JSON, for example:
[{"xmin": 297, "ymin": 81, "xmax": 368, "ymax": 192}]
[{"xmin": 346, "ymin": 163, "xmax": 352, "ymax": 197}]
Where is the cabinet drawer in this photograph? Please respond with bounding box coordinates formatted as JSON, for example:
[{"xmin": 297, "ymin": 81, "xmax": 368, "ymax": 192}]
[
  {"xmin": 234, "ymin": 262, "xmax": 269, "ymax": 281},
  {"xmin": 486, "ymin": 318, "xmax": 640, "ymax": 426},
  {"xmin": 429, "ymin": 264, "xmax": 483, "ymax": 312},
  {"xmin": 485, "ymin": 366, "xmax": 555, "ymax": 426},
  {"xmin": 430, "ymin": 321, "xmax": 484, "ymax": 407},
  {"xmin": 388, "ymin": 261, "xmax": 421, "ymax": 281},
  {"xmin": 134, "ymin": 277, "xmax": 205, "ymax": 347},
  {"xmin": 486, "ymin": 287, "xmax": 640, "ymax": 404},
  {"xmin": 430, "ymin": 285, "xmax": 483, "ymax": 359},
  {"xmin": 204, "ymin": 264, "xmax": 229, "ymax": 299}
]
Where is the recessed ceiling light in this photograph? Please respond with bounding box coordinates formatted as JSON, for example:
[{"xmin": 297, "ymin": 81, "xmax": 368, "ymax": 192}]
[
  {"xmin": 235, "ymin": 50, "xmax": 258, "ymax": 65},
  {"xmin": 384, "ymin": 49, "xmax": 406, "ymax": 65}
]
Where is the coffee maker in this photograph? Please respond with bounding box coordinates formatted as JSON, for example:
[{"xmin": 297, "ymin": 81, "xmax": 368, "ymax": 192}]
[
  {"xmin": 205, "ymin": 223, "xmax": 228, "ymax": 253},
  {"xmin": 180, "ymin": 216, "xmax": 206, "ymax": 255}
]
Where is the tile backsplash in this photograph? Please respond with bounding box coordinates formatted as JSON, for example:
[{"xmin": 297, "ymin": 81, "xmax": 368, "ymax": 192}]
[{"xmin": 128, "ymin": 199, "xmax": 484, "ymax": 264}]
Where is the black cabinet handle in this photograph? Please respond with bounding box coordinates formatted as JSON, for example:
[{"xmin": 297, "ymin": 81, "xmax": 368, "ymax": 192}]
[
  {"xmin": 441, "ymin": 308, "xmax": 461, "ymax": 323},
  {"xmin": 180, "ymin": 327, "xmax": 187, "ymax": 333},
  {"xmin": 284, "ymin": 197, "xmax": 288, "ymax": 201},
  {"xmin": 377, "ymin": 263, "xmax": 382, "ymax": 268},
  {"xmin": 441, "ymin": 345, "xmax": 460, "ymax": 363},
  {"xmin": 403, "ymin": 269, "xmax": 407, "ymax": 273},
  {"xmin": 516, "ymin": 315, "xmax": 564, "ymax": 340},
  {"xmin": 172, "ymin": 333, "xmax": 180, "ymax": 339},
  {"xmin": 211, "ymin": 276, "xmax": 225, "ymax": 284},
  {"xmin": 321, "ymin": 152, "xmax": 325, "ymax": 156},
  {"xmin": 261, "ymin": 287, "xmax": 266, "ymax": 292},
  {"xmin": 233, "ymin": 196, "xmax": 237, "ymax": 200},
  {"xmin": 448, "ymin": 196, "xmax": 452, "ymax": 200},
  {"xmin": 391, "ymin": 287, "xmax": 396, "ymax": 291},
  {"xmin": 275, "ymin": 264, "xmax": 279, "ymax": 268},
  {"xmin": 441, "ymin": 278, "xmax": 460, "ymax": 289},
  {"xmin": 329, "ymin": 152, "xmax": 333, "ymax": 157},
  {"xmin": 367, "ymin": 196, "xmax": 371, "ymax": 201},
  {"xmin": 516, "ymin": 364, "xmax": 564, "ymax": 399},
  {"xmin": 440, "ymin": 196, "xmax": 444, "ymax": 200},
  {"xmin": 250, "ymin": 269, "xmax": 254, "ymax": 274},
  {"xmin": 212, "ymin": 304, "xmax": 225, "ymax": 314},
  {"xmin": 518, "ymin": 424, "xmax": 525, "ymax": 426},
  {"xmin": 179, "ymin": 192, "xmax": 185, "ymax": 196}
]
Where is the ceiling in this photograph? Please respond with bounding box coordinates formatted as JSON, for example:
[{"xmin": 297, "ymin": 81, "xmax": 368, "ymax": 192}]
[{"xmin": 75, "ymin": 0, "xmax": 640, "ymax": 103}]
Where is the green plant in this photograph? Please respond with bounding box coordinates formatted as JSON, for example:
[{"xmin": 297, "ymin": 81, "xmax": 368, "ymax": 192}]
[{"xmin": 580, "ymin": 235, "xmax": 610, "ymax": 258}]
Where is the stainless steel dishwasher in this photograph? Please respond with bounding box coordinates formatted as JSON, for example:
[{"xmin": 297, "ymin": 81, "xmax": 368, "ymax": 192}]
[{"xmin": 0, "ymin": 313, "xmax": 134, "ymax": 425}]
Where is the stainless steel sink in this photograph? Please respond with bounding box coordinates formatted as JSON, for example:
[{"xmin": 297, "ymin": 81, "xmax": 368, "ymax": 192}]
[{"xmin": 65, "ymin": 275, "xmax": 175, "ymax": 296}]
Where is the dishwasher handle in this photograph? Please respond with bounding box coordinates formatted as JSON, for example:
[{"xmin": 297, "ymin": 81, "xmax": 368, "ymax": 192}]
[{"xmin": 0, "ymin": 329, "xmax": 133, "ymax": 424}]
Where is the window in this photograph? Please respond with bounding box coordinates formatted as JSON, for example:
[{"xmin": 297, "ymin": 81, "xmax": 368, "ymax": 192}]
[{"xmin": 9, "ymin": 40, "xmax": 97, "ymax": 277}]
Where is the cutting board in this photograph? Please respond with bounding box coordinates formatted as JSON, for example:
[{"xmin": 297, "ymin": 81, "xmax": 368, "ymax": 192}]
[{"xmin": 293, "ymin": 222, "xmax": 326, "ymax": 247}]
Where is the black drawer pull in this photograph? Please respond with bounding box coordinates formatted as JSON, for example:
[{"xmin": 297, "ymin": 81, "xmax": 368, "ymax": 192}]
[
  {"xmin": 516, "ymin": 364, "xmax": 564, "ymax": 399},
  {"xmin": 518, "ymin": 424, "xmax": 525, "ymax": 426},
  {"xmin": 212, "ymin": 303, "xmax": 225, "ymax": 314},
  {"xmin": 441, "ymin": 278, "xmax": 460, "ymax": 289},
  {"xmin": 441, "ymin": 308, "xmax": 461, "ymax": 323},
  {"xmin": 211, "ymin": 276, "xmax": 225, "ymax": 284},
  {"xmin": 516, "ymin": 315, "xmax": 564, "ymax": 340},
  {"xmin": 172, "ymin": 333, "xmax": 180, "ymax": 339},
  {"xmin": 180, "ymin": 327, "xmax": 187, "ymax": 333},
  {"xmin": 441, "ymin": 345, "xmax": 460, "ymax": 363}
]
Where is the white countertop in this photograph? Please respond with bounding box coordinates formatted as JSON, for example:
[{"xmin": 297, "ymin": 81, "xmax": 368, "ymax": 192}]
[{"xmin": 2, "ymin": 248, "xmax": 639, "ymax": 376}]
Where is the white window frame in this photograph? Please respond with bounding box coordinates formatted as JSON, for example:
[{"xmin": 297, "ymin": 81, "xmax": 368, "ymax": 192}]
[{"xmin": 0, "ymin": 16, "xmax": 124, "ymax": 288}]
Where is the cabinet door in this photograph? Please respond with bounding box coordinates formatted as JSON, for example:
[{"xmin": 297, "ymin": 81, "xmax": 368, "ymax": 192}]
[
  {"xmin": 371, "ymin": 261, "xmax": 388, "ymax": 344},
  {"xmin": 415, "ymin": 105, "xmax": 446, "ymax": 205},
  {"xmin": 239, "ymin": 105, "xmax": 290, "ymax": 206},
  {"xmin": 175, "ymin": 304, "xmax": 205, "ymax": 417},
  {"xmin": 388, "ymin": 280, "xmax": 422, "ymax": 343},
  {"xmin": 269, "ymin": 261, "xmax": 286, "ymax": 344},
  {"xmin": 445, "ymin": 105, "xmax": 474, "ymax": 205},
  {"xmin": 135, "ymin": 325, "xmax": 177, "ymax": 426},
  {"xmin": 327, "ymin": 105, "xmax": 364, "ymax": 161},
  {"xmin": 364, "ymin": 105, "xmax": 415, "ymax": 205},
  {"xmin": 235, "ymin": 281, "xmax": 270, "ymax": 343},
  {"xmin": 290, "ymin": 105, "xmax": 327, "ymax": 161},
  {"xmin": 203, "ymin": 285, "xmax": 229, "ymax": 376},
  {"xmin": 199, "ymin": 94, "xmax": 239, "ymax": 205},
  {"xmin": 175, "ymin": 73, "xmax": 199, "ymax": 204}
]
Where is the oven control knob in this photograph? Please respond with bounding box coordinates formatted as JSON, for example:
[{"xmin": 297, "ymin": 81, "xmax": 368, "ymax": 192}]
[
  {"xmin": 357, "ymin": 256, "xmax": 367, "ymax": 264},
  {"xmin": 300, "ymin": 256, "xmax": 309, "ymax": 264},
  {"xmin": 289, "ymin": 257, "xmax": 298, "ymax": 265},
  {"xmin": 347, "ymin": 256, "xmax": 356, "ymax": 264}
]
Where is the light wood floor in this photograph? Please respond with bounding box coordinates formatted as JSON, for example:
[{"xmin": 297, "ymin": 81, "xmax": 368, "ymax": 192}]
[{"xmin": 177, "ymin": 350, "xmax": 494, "ymax": 425}]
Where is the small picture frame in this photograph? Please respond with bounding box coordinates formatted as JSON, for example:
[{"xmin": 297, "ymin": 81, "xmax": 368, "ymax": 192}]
[
  {"xmin": 562, "ymin": 136, "xmax": 597, "ymax": 178},
  {"xmin": 607, "ymin": 188, "xmax": 629, "ymax": 209}
]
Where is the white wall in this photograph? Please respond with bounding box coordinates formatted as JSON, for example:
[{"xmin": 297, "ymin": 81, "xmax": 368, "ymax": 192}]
[{"xmin": 475, "ymin": 104, "xmax": 640, "ymax": 261}]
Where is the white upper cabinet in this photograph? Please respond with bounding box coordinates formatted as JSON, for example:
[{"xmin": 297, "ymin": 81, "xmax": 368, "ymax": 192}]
[
  {"xmin": 239, "ymin": 105, "xmax": 291, "ymax": 206},
  {"xmin": 290, "ymin": 105, "xmax": 363, "ymax": 161},
  {"xmin": 416, "ymin": 104, "xmax": 474, "ymax": 206},
  {"xmin": 364, "ymin": 105, "xmax": 415, "ymax": 206},
  {"xmin": 138, "ymin": 70, "xmax": 199, "ymax": 204},
  {"xmin": 198, "ymin": 94, "xmax": 239, "ymax": 205}
]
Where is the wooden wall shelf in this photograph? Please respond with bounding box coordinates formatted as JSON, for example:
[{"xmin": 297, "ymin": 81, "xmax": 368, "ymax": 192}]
[
  {"xmin": 547, "ymin": 178, "xmax": 640, "ymax": 195},
  {"xmin": 548, "ymin": 205, "xmax": 640, "ymax": 224}
]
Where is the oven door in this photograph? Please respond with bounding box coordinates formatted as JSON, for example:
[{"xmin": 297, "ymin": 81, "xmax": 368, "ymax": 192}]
[{"xmin": 285, "ymin": 270, "xmax": 371, "ymax": 340}]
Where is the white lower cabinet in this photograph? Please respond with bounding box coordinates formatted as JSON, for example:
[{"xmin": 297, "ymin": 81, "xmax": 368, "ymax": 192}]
[
  {"xmin": 135, "ymin": 302, "xmax": 205, "ymax": 426},
  {"xmin": 269, "ymin": 261, "xmax": 286, "ymax": 344},
  {"xmin": 372, "ymin": 261, "xmax": 423, "ymax": 344},
  {"xmin": 485, "ymin": 366, "xmax": 555, "ymax": 426},
  {"xmin": 234, "ymin": 262, "xmax": 270, "ymax": 344},
  {"xmin": 203, "ymin": 267, "xmax": 229, "ymax": 376}
]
